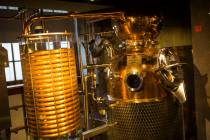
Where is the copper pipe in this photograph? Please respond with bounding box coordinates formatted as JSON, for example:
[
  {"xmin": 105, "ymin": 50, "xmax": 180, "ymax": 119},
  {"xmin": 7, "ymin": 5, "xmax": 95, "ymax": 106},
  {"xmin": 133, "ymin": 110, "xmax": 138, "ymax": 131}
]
[
  {"xmin": 23, "ymin": 12, "xmax": 125, "ymax": 34},
  {"xmin": 82, "ymin": 74, "xmax": 97, "ymax": 130},
  {"xmin": 82, "ymin": 64, "xmax": 111, "ymax": 69},
  {"xmin": 81, "ymin": 63, "xmax": 111, "ymax": 130},
  {"xmin": 83, "ymin": 75, "xmax": 90, "ymax": 130}
]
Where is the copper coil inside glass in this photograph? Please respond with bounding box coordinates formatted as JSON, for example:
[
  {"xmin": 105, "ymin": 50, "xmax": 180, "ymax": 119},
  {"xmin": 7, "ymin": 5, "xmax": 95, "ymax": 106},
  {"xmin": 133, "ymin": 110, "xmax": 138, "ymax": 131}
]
[{"xmin": 22, "ymin": 48, "xmax": 80, "ymax": 137}]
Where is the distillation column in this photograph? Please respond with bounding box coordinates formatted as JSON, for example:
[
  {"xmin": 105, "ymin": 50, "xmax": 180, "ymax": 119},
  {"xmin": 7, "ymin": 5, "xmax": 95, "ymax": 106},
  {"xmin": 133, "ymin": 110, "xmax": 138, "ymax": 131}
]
[{"xmin": 21, "ymin": 32, "xmax": 80, "ymax": 138}]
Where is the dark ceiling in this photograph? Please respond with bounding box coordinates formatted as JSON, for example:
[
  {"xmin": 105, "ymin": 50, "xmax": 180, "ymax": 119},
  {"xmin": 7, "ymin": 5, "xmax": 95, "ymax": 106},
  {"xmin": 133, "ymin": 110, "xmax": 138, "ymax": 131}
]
[
  {"xmin": 0, "ymin": 0, "xmax": 110, "ymax": 12},
  {"xmin": 0, "ymin": 0, "xmax": 191, "ymax": 20},
  {"xmin": 58, "ymin": 0, "xmax": 191, "ymax": 16}
]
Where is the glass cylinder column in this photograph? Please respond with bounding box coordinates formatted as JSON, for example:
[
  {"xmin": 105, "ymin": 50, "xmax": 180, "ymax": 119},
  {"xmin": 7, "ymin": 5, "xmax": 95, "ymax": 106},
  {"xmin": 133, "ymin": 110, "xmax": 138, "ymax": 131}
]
[{"xmin": 20, "ymin": 32, "xmax": 80, "ymax": 138}]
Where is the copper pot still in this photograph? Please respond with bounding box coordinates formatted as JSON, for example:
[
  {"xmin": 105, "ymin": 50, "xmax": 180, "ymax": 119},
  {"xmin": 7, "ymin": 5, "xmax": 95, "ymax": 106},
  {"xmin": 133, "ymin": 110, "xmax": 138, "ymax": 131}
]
[{"xmin": 103, "ymin": 16, "xmax": 186, "ymax": 140}]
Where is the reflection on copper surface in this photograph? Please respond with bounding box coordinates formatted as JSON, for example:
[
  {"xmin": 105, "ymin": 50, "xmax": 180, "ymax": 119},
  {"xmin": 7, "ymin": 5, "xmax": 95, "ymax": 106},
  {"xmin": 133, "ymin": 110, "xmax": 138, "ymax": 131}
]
[
  {"xmin": 22, "ymin": 48, "xmax": 80, "ymax": 137},
  {"xmin": 113, "ymin": 16, "xmax": 161, "ymax": 41},
  {"xmin": 120, "ymin": 69, "xmax": 128, "ymax": 100},
  {"xmin": 107, "ymin": 40, "xmax": 167, "ymax": 102}
]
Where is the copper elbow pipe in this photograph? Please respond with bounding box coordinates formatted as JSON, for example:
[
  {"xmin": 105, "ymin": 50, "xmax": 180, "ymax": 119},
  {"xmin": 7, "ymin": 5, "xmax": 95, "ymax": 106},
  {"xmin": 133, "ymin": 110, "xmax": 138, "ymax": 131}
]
[{"xmin": 23, "ymin": 12, "xmax": 125, "ymax": 34}]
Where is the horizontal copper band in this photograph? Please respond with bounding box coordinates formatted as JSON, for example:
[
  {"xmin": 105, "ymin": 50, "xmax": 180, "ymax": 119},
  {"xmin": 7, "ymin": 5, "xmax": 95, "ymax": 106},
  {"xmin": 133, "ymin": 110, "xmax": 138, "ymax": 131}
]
[
  {"xmin": 24, "ymin": 88, "xmax": 77, "ymax": 97},
  {"xmin": 28, "ymin": 114, "xmax": 80, "ymax": 129},
  {"xmin": 24, "ymin": 90, "xmax": 78, "ymax": 101},
  {"xmin": 33, "ymin": 79, "xmax": 77, "ymax": 89},
  {"xmin": 24, "ymin": 84, "xmax": 77, "ymax": 93},
  {"xmin": 25, "ymin": 95, "xmax": 79, "ymax": 108},
  {"xmin": 26, "ymin": 70, "xmax": 76, "ymax": 80},
  {"xmin": 28, "ymin": 121, "xmax": 80, "ymax": 137},
  {"xmin": 25, "ymin": 99, "xmax": 79, "ymax": 112},
  {"xmin": 32, "ymin": 76, "xmax": 76, "ymax": 85},
  {"xmin": 26, "ymin": 105, "xmax": 80, "ymax": 120},
  {"xmin": 28, "ymin": 63, "xmax": 69, "ymax": 71},
  {"xmin": 29, "ymin": 119, "xmax": 80, "ymax": 133},
  {"xmin": 30, "ymin": 53, "xmax": 70, "ymax": 60},
  {"xmin": 30, "ymin": 48, "xmax": 73, "ymax": 56},
  {"xmin": 27, "ymin": 109, "xmax": 80, "ymax": 125}
]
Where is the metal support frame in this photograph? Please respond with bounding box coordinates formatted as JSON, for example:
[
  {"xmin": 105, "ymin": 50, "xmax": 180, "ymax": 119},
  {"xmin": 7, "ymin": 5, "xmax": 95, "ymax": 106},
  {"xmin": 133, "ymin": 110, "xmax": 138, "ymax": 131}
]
[
  {"xmin": 21, "ymin": 11, "xmax": 124, "ymax": 139},
  {"xmin": 80, "ymin": 123, "xmax": 117, "ymax": 140}
]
